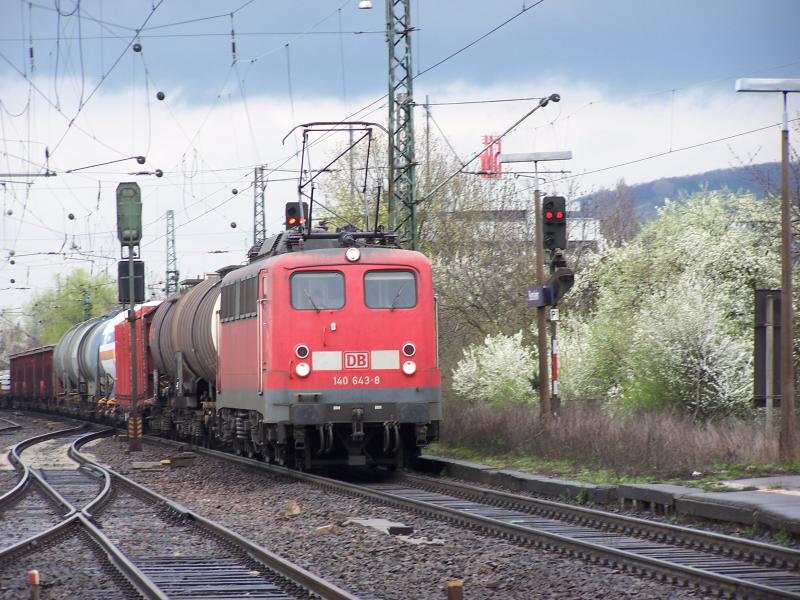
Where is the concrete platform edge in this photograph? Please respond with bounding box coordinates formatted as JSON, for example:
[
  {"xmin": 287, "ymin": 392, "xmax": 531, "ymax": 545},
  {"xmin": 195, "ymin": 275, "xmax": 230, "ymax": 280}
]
[
  {"xmin": 417, "ymin": 455, "xmax": 617, "ymax": 504},
  {"xmin": 417, "ymin": 455, "xmax": 800, "ymax": 536}
]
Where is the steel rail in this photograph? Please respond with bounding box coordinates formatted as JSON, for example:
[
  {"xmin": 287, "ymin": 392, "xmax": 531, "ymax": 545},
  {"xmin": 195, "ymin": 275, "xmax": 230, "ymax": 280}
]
[
  {"xmin": 141, "ymin": 435, "xmax": 800, "ymax": 600},
  {"xmin": 0, "ymin": 515, "xmax": 82, "ymax": 557},
  {"xmin": 17, "ymin": 411, "xmax": 800, "ymax": 598},
  {"xmin": 0, "ymin": 426, "xmax": 168, "ymax": 600},
  {"xmin": 72, "ymin": 429, "xmax": 363, "ymax": 600},
  {"xmin": 0, "ymin": 416, "xmax": 22, "ymax": 433},
  {"xmin": 403, "ymin": 473, "xmax": 800, "ymax": 569},
  {"xmin": 0, "ymin": 424, "xmax": 86, "ymax": 510},
  {"xmin": 25, "ymin": 455, "xmax": 169, "ymax": 600}
]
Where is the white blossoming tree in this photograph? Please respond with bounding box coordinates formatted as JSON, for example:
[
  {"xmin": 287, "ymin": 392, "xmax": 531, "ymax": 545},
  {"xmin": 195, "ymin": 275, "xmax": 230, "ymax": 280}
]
[
  {"xmin": 452, "ymin": 331, "xmax": 537, "ymax": 404},
  {"xmin": 560, "ymin": 190, "xmax": 782, "ymax": 417}
]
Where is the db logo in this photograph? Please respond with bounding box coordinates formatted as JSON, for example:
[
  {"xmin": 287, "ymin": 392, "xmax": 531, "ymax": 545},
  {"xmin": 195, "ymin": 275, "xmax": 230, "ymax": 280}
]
[{"xmin": 344, "ymin": 352, "xmax": 369, "ymax": 369}]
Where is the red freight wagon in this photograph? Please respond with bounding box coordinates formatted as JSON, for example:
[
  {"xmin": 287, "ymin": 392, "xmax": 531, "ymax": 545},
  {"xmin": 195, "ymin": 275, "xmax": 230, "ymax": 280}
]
[
  {"xmin": 9, "ymin": 345, "xmax": 55, "ymax": 401},
  {"xmin": 115, "ymin": 305, "xmax": 159, "ymax": 406}
]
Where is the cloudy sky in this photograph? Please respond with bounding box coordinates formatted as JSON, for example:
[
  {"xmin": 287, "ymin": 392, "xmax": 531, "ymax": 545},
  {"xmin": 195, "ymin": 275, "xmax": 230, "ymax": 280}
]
[{"xmin": 0, "ymin": 0, "xmax": 798, "ymax": 312}]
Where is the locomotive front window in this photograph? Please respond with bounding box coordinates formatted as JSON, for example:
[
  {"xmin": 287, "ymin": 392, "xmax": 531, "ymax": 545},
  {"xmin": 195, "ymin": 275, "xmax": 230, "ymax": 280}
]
[
  {"xmin": 291, "ymin": 271, "xmax": 345, "ymax": 310},
  {"xmin": 364, "ymin": 270, "xmax": 417, "ymax": 309}
]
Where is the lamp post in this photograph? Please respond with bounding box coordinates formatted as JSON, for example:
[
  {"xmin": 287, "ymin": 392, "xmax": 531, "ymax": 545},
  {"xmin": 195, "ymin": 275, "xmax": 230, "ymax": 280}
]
[
  {"xmin": 736, "ymin": 78, "xmax": 800, "ymax": 461},
  {"xmin": 499, "ymin": 151, "xmax": 572, "ymax": 419}
]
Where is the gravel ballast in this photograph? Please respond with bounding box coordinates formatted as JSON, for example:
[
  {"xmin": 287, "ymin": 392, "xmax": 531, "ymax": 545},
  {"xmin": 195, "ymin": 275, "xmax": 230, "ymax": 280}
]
[
  {"xmin": 0, "ymin": 527, "xmax": 139, "ymax": 600},
  {"xmin": 84, "ymin": 438, "xmax": 705, "ymax": 599},
  {"xmin": 0, "ymin": 410, "xmax": 70, "ymax": 495}
]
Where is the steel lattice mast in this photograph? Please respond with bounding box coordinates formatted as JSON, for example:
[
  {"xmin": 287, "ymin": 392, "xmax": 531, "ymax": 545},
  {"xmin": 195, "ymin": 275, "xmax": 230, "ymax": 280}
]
[
  {"xmin": 253, "ymin": 166, "xmax": 267, "ymax": 247},
  {"xmin": 165, "ymin": 209, "xmax": 179, "ymax": 295},
  {"xmin": 386, "ymin": 0, "xmax": 417, "ymax": 249}
]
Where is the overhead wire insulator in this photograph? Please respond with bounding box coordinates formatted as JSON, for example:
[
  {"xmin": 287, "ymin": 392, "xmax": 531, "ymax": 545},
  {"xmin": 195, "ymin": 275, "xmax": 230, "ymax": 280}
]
[{"xmin": 230, "ymin": 13, "xmax": 237, "ymax": 65}]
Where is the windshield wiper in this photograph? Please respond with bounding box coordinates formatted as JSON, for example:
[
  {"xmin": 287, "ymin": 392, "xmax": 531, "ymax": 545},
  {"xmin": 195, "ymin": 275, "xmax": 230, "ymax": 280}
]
[
  {"xmin": 389, "ymin": 285, "xmax": 407, "ymax": 310},
  {"xmin": 304, "ymin": 289, "xmax": 321, "ymax": 312}
]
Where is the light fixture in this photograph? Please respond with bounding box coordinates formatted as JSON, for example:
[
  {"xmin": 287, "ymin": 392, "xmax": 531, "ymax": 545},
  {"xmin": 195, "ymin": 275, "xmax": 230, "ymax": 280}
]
[
  {"xmin": 358, "ymin": 0, "xmax": 373, "ymax": 8},
  {"xmin": 402, "ymin": 360, "xmax": 417, "ymax": 375},
  {"xmin": 345, "ymin": 247, "xmax": 361, "ymax": 262},
  {"xmin": 295, "ymin": 362, "xmax": 310, "ymax": 377}
]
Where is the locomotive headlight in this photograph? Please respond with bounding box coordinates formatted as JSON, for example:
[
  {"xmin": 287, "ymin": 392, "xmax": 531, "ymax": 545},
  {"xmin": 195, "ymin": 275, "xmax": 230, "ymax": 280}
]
[
  {"xmin": 345, "ymin": 247, "xmax": 360, "ymax": 262},
  {"xmin": 402, "ymin": 343, "xmax": 416, "ymax": 357},
  {"xmin": 295, "ymin": 362, "xmax": 311, "ymax": 377},
  {"xmin": 295, "ymin": 344, "xmax": 310, "ymax": 359},
  {"xmin": 401, "ymin": 360, "xmax": 417, "ymax": 375}
]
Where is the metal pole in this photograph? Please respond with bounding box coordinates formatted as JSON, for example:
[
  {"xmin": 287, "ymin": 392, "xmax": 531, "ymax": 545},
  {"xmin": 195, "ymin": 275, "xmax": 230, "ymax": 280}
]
[
  {"xmin": 551, "ymin": 308, "xmax": 560, "ymax": 415},
  {"xmin": 128, "ymin": 248, "xmax": 141, "ymax": 452},
  {"xmin": 385, "ymin": 0, "xmax": 395, "ymax": 231},
  {"xmin": 766, "ymin": 293, "xmax": 774, "ymax": 431},
  {"xmin": 425, "ymin": 94, "xmax": 430, "ymax": 188},
  {"xmin": 779, "ymin": 91, "xmax": 797, "ymax": 461},
  {"xmin": 533, "ymin": 161, "xmax": 551, "ymax": 418},
  {"xmin": 446, "ymin": 581, "xmax": 464, "ymax": 600}
]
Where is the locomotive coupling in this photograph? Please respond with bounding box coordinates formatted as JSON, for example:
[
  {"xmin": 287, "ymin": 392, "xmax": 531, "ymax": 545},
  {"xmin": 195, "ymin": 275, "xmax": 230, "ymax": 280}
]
[
  {"xmin": 415, "ymin": 424, "xmax": 429, "ymax": 447},
  {"xmin": 351, "ymin": 408, "xmax": 365, "ymax": 442}
]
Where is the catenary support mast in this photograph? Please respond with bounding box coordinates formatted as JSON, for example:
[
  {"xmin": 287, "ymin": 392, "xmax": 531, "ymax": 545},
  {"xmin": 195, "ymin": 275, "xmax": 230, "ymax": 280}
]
[
  {"xmin": 386, "ymin": 0, "xmax": 417, "ymax": 248},
  {"xmin": 254, "ymin": 166, "xmax": 267, "ymax": 248},
  {"xmin": 165, "ymin": 209, "xmax": 179, "ymax": 296}
]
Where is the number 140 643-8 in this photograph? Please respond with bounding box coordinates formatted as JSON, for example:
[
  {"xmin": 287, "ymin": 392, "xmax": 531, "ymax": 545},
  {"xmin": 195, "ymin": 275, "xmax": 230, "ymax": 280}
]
[{"xmin": 333, "ymin": 375, "xmax": 380, "ymax": 386}]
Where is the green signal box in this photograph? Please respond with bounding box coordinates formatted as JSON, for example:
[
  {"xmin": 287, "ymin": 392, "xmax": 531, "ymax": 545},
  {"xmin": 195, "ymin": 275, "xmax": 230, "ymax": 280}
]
[{"xmin": 116, "ymin": 182, "xmax": 143, "ymax": 246}]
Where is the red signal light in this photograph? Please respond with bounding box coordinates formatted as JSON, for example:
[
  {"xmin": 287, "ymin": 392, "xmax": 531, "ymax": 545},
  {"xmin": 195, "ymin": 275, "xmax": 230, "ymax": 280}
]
[
  {"xmin": 288, "ymin": 217, "xmax": 297, "ymax": 225},
  {"xmin": 545, "ymin": 211, "xmax": 554, "ymax": 220},
  {"xmin": 556, "ymin": 211, "xmax": 564, "ymax": 219}
]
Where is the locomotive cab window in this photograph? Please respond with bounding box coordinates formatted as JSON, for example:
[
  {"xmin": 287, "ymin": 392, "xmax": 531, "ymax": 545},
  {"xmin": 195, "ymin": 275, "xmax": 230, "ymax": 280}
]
[
  {"xmin": 291, "ymin": 271, "xmax": 345, "ymax": 310},
  {"xmin": 364, "ymin": 270, "xmax": 417, "ymax": 309}
]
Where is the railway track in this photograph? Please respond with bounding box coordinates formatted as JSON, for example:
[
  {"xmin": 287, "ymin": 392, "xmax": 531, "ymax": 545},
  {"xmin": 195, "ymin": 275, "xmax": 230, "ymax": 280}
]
[
  {"xmin": 0, "ymin": 415, "xmax": 22, "ymax": 433},
  {"xmin": 143, "ymin": 435, "xmax": 800, "ymax": 600},
  {"xmin": 0, "ymin": 426, "xmax": 362, "ymax": 600}
]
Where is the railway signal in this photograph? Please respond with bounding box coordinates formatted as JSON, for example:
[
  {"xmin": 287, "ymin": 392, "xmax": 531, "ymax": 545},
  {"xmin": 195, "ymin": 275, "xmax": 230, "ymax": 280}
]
[
  {"xmin": 542, "ymin": 196, "xmax": 567, "ymax": 251},
  {"xmin": 285, "ymin": 202, "xmax": 308, "ymax": 229},
  {"xmin": 116, "ymin": 182, "xmax": 144, "ymax": 452}
]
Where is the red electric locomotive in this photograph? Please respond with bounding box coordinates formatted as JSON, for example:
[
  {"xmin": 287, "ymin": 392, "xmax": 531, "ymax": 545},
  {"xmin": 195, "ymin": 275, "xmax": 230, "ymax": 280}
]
[{"xmin": 214, "ymin": 230, "xmax": 441, "ymax": 469}]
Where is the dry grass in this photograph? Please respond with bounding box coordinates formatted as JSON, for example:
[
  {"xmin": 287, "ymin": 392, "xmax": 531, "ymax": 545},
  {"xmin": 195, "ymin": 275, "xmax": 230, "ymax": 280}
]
[{"xmin": 440, "ymin": 399, "xmax": 778, "ymax": 478}]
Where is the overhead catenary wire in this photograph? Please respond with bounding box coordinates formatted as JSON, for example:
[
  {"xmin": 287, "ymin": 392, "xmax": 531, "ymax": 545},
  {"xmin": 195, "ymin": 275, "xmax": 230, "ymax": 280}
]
[
  {"xmin": 195, "ymin": 0, "xmax": 552, "ymax": 225},
  {"xmin": 285, "ymin": 43, "xmax": 299, "ymax": 155},
  {"xmin": 553, "ymin": 116, "xmax": 800, "ymax": 183},
  {"xmin": 1, "ymin": 1, "xmax": 166, "ymax": 277},
  {"xmin": 132, "ymin": 0, "xmax": 551, "ymax": 234},
  {"xmin": 42, "ymin": 0, "xmax": 166, "ymax": 162},
  {"xmin": 254, "ymin": 0, "xmax": 551, "ymax": 177},
  {"xmin": 420, "ymin": 96, "xmax": 546, "ymax": 106},
  {"xmin": 0, "ymin": 30, "xmax": 384, "ymax": 41},
  {"xmin": 427, "ymin": 109, "xmax": 466, "ymax": 167},
  {"xmin": 6, "ymin": 2, "xmax": 791, "ymax": 296},
  {"xmin": 127, "ymin": 1, "xmax": 362, "ymax": 235}
]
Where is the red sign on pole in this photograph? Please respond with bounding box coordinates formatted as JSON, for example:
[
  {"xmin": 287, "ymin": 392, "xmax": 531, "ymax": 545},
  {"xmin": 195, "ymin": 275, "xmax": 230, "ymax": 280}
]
[{"xmin": 479, "ymin": 134, "xmax": 502, "ymax": 178}]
